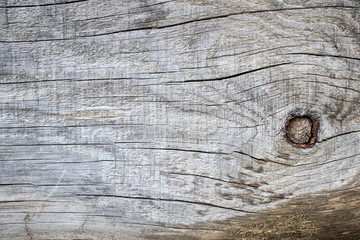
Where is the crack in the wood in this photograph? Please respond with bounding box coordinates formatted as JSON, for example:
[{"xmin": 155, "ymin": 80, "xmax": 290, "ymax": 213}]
[
  {"xmin": 179, "ymin": 63, "xmax": 293, "ymax": 83},
  {"xmin": 115, "ymin": 147, "xmax": 229, "ymax": 155},
  {"xmin": 164, "ymin": 172, "xmax": 259, "ymax": 189},
  {"xmin": 76, "ymin": 194, "xmax": 255, "ymax": 213},
  {"xmin": 235, "ymin": 77, "xmax": 301, "ymax": 95},
  {"xmin": 0, "ymin": 183, "xmax": 35, "ymax": 186},
  {"xmin": 0, "ymin": 77, "xmax": 153, "ymax": 85},
  {"xmin": 1, "ymin": 6, "xmax": 358, "ymax": 43},
  {"xmin": 84, "ymin": 6, "xmax": 360, "ymax": 35},
  {"xmin": 318, "ymin": 130, "xmax": 360, "ymax": 143},
  {"xmin": 295, "ymin": 153, "xmax": 360, "ymax": 167},
  {"xmin": 234, "ymin": 151, "xmax": 292, "ymax": 166},
  {"xmin": 0, "ymin": 200, "xmax": 62, "ymax": 203},
  {"xmin": 0, "ymin": 143, "xmax": 112, "ymax": 147},
  {"xmin": 82, "ymin": 216, "xmax": 226, "ymax": 231},
  {"xmin": 155, "ymin": 5, "xmax": 359, "ymax": 29},
  {"xmin": 282, "ymin": 52, "xmax": 360, "ymax": 61},
  {"xmin": 0, "ymin": 0, "xmax": 90, "ymax": 8},
  {"xmin": 0, "ymin": 212, "xmax": 88, "ymax": 215},
  {"xmin": 207, "ymin": 45, "xmax": 302, "ymax": 60},
  {"xmin": 0, "ymin": 124, "xmax": 155, "ymax": 130}
]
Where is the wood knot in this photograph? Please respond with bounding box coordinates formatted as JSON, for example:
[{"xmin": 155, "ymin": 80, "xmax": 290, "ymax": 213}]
[{"xmin": 285, "ymin": 114, "xmax": 319, "ymax": 148}]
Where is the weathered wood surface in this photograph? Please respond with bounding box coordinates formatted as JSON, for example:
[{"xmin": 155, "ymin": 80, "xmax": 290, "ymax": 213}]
[{"xmin": 0, "ymin": 0, "xmax": 360, "ymax": 239}]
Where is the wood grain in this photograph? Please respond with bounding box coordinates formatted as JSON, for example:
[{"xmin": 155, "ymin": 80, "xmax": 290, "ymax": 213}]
[{"xmin": 0, "ymin": 0, "xmax": 360, "ymax": 239}]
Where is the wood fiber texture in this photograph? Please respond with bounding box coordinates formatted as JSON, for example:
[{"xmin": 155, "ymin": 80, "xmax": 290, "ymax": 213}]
[{"xmin": 0, "ymin": 0, "xmax": 360, "ymax": 239}]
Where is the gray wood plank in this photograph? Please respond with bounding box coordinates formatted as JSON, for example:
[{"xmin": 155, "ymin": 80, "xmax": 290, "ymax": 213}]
[{"xmin": 1, "ymin": 0, "xmax": 360, "ymax": 239}]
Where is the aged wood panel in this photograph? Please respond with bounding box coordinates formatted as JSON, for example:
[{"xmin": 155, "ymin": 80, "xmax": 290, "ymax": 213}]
[{"xmin": 0, "ymin": 0, "xmax": 359, "ymax": 239}]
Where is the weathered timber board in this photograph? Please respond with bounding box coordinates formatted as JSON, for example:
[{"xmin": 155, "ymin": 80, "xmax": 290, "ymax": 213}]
[{"xmin": 0, "ymin": 0, "xmax": 360, "ymax": 239}]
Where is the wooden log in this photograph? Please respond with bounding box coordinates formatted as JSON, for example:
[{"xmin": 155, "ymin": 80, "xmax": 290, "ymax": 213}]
[{"xmin": 0, "ymin": 0, "xmax": 359, "ymax": 239}]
